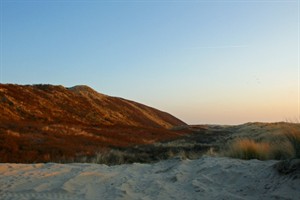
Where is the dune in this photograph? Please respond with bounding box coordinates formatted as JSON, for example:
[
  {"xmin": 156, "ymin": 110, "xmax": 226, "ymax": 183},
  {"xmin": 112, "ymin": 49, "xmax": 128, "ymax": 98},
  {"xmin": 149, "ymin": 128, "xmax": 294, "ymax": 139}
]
[
  {"xmin": 0, "ymin": 84, "xmax": 187, "ymax": 163},
  {"xmin": 0, "ymin": 156, "xmax": 299, "ymax": 200}
]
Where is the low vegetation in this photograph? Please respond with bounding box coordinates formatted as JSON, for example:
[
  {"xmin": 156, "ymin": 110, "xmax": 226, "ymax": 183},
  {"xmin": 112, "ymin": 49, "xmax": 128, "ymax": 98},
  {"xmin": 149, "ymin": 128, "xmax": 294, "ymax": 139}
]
[
  {"xmin": 0, "ymin": 123, "xmax": 190, "ymax": 163},
  {"xmin": 61, "ymin": 126, "xmax": 224, "ymax": 165},
  {"xmin": 225, "ymin": 138, "xmax": 271, "ymax": 160},
  {"xmin": 225, "ymin": 128, "xmax": 300, "ymax": 160},
  {"xmin": 284, "ymin": 128, "xmax": 300, "ymax": 158},
  {"xmin": 0, "ymin": 121, "xmax": 227, "ymax": 164},
  {"xmin": 1, "ymin": 118, "xmax": 299, "ymax": 164}
]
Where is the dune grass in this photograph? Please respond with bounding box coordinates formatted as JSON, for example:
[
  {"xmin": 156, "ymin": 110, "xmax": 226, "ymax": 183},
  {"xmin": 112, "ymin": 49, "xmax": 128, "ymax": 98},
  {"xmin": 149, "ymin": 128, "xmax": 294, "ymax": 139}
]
[
  {"xmin": 226, "ymin": 128, "xmax": 300, "ymax": 160},
  {"xmin": 226, "ymin": 138, "xmax": 271, "ymax": 160},
  {"xmin": 284, "ymin": 129, "xmax": 300, "ymax": 158}
]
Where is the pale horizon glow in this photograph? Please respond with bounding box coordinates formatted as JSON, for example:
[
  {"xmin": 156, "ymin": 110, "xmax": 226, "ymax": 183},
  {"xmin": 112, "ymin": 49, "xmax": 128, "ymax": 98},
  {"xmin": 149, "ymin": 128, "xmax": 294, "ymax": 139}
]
[{"xmin": 0, "ymin": 0, "xmax": 299, "ymax": 125}]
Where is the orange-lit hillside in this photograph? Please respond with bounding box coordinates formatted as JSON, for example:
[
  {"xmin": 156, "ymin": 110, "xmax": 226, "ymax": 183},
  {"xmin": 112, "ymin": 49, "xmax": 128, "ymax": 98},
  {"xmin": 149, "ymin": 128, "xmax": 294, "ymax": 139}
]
[{"xmin": 0, "ymin": 84, "xmax": 187, "ymax": 163}]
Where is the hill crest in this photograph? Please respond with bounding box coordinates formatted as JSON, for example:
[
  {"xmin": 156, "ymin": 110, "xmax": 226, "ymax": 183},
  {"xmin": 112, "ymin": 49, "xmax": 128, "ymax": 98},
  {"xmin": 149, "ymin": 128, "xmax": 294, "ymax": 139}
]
[{"xmin": 0, "ymin": 84, "xmax": 186, "ymax": 128}]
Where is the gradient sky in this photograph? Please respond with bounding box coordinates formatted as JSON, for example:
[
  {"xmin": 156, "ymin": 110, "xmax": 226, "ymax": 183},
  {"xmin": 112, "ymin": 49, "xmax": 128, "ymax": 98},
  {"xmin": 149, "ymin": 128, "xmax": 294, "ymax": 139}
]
[{"xmin": 0, "ymin": 0, "xmax": 299, "ymax": 124}]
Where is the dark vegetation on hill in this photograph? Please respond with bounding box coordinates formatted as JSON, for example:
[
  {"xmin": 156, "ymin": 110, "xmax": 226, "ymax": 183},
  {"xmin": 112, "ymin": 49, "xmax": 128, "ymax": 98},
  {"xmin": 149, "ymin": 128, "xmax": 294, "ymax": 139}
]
[{"xmin": 67, "ymin": 125, "xmax": 231, "ymax": 165}]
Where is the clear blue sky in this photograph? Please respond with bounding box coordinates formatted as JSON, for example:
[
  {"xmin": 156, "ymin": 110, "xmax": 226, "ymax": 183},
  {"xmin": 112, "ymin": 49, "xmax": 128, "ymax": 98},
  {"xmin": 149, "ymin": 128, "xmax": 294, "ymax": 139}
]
[{"xmin": 1, "ymin": 0, "xmax": 299, "ymax": 124}]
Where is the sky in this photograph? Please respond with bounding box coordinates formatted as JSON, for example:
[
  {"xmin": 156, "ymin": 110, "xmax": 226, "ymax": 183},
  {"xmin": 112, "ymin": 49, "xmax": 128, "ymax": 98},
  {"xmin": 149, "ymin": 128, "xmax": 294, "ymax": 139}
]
[{"xmin": 0, "ymin": 0, "xmax": 299, "ymax": 125}]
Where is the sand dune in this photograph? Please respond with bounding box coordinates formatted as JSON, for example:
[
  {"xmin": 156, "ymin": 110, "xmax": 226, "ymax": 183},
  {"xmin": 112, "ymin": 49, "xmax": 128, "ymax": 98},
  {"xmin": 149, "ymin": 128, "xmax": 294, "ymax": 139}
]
[
  {"xmin": 0, "ymin": 84, "xmax": 187, "ymax": 163},
  {"xmin": 0, "ymin": 156, "xmax": 299, "ymax": 200}
]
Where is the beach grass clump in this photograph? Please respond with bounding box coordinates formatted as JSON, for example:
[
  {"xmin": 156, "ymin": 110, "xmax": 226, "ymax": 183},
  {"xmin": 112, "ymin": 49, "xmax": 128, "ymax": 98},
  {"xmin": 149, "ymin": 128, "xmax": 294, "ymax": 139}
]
[
  {"xmin": 226, "ymin": 129, "xmax": 300, "ymax": 160},
  {"xmin": 284, "ymin": 129, "xmax": 300, "ymax": 158},
  {"xmin": 226, "ymin": 138, "xmax": 271, "ymax": 160},
  {"xmin": 269, "ymin": 140, "xmax": 295, "ymax": 160}
]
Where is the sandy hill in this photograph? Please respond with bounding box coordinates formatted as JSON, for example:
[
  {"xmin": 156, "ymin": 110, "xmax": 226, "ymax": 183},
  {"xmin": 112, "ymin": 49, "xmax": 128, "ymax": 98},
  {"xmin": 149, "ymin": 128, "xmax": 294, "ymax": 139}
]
[
  {"xmin": 0, "ymin": 84, "xmax": 185, "ymax": 128},
  {"xmin": 0, "ymin": 84, "xmax": 186, "ymax": 163}
]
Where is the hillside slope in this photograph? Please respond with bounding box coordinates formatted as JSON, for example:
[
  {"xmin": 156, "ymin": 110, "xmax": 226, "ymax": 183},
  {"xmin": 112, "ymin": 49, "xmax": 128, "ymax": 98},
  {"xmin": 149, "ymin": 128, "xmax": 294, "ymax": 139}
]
[
  {"xmin": 0, "ymin": 84, "xmax": 185, "ymax": 128},
  {"xmin": 0, "ymin": 84, "xmax": 186, "ymax": 163}
]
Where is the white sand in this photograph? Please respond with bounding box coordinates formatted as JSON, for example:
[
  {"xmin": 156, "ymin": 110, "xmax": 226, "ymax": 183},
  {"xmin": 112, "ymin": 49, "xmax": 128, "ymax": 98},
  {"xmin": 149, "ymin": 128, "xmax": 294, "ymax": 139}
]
[{"xmin": 0, "ymin": 157, "xmax": 299, "ymax": 200}]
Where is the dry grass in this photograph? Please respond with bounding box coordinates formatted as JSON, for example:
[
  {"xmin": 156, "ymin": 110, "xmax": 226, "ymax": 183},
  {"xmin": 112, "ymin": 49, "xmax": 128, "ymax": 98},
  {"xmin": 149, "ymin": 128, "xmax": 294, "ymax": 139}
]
[
  {"xmin": 284, "ymin": 129, "xmax": 300, "ymax": 158},
  {"xmin": 269, "ymin": 140, "xmax": 295, "ymax": 160},
  {"xmin": 226, "ymin": 128, "xmax": 300, "ymax": 160},
  {"xmin": 226, "ymin": 138, "xmax": 271, "ymax": 160}
]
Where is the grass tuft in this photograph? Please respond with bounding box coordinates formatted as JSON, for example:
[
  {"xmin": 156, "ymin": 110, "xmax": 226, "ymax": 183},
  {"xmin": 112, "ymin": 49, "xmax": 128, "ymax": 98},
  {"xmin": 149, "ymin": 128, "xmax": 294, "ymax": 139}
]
[
  {"xmin": 284, "ymin": 129, "xmax": 300, "ymax": 158},
  {"xmin": 285, "ymin": 129, "xmax": 300, "ymax": 158},
  {"xmin": 269, "ymin": 140, "xmax": 295, "ymax": 160},
  {"xmin": 226, "ymin": 138, "xmax": 270, "ymax": 160},
  {"xmin": 226, "ymin": 128, "xmax": 300, "ymax": 160}
]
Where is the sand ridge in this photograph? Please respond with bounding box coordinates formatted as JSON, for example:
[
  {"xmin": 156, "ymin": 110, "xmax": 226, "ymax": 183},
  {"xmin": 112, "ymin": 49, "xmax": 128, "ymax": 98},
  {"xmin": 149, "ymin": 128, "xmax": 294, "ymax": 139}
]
[{"xmin": 0, "ymin": 157, "xmax": 299, "ymax": 200}]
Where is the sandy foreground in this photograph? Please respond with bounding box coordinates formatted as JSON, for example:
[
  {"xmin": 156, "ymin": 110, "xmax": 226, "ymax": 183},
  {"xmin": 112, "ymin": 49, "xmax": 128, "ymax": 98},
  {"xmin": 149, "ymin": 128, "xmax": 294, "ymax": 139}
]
[{"xmin": 0, "ymin": 156, "xmax": 299, "ymax": 200}]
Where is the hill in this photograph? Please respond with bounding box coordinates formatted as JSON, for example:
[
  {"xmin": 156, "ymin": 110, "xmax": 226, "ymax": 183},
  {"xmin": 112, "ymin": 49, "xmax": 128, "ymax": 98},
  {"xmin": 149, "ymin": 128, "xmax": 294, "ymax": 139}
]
[
  {"xmin": 0, "ymin": 84, "xmax": 186, "ymax": 163},
  {"xmin": 0, "ymin": 84, "xmax": 185, "ymax": 128}
]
